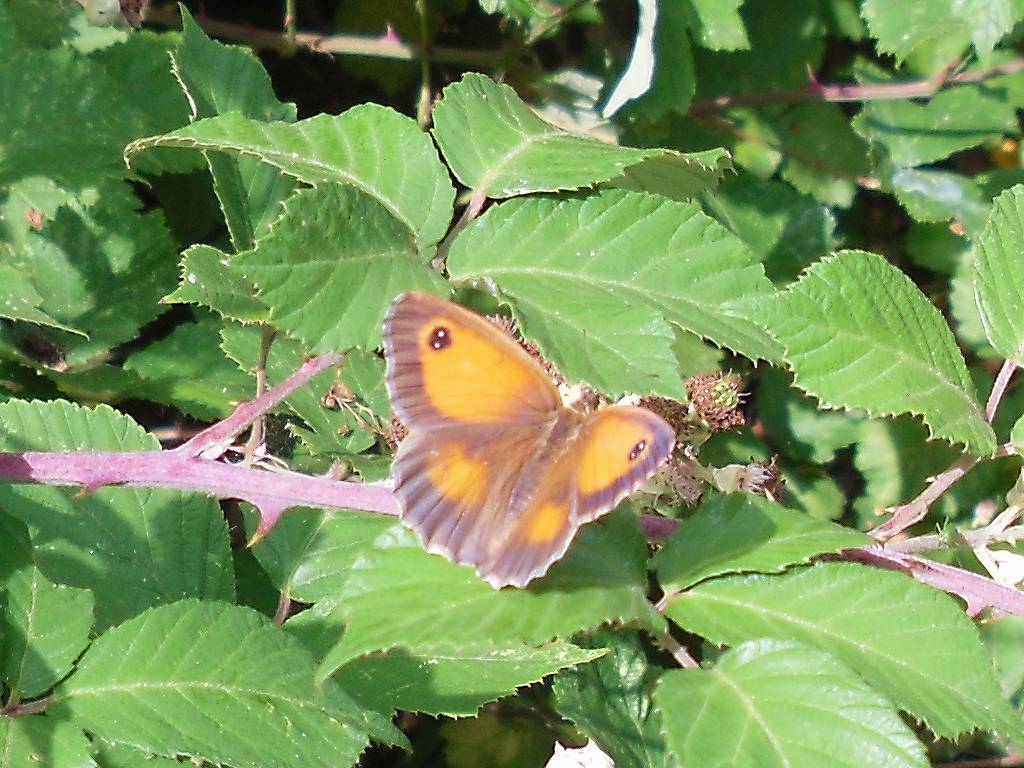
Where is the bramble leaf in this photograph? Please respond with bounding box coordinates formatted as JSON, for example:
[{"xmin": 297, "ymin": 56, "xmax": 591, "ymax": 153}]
[
  {"xmin": 51, "ymin": 600, "xmax": 391, "ymax": 767},
  {"xmin": 171, "ymin": 8, "xmax": 297, "ymax": 250},
  {"xmin": 126, "ymin": 106, "xmax": 455, "ymax": 252},
  {"xmin": 552, "ymin": 629, "xmax": 669, "ymax": 768},
  {"xmin": 0, "ymin": 717, "xmax": 94, "ymax": 768},
  {"xmin": 0, "ymin": 513, "xmax": 94, "ymax": 699},
  {"xmin": 162, "ymin": 245, "xmax": 268, "ymax": 323},
  {"xmin": 756, "ymin": 250, "xmax": 995, "ymax": 455},
  {"xmin": 975, "ymin": 184, "xmax": 1024, "ymax": 362},
  {"xmin": 862, "ymin": 0, "xmax": 1019, "ymax": 61},
  {"xmin": 318, "ymin": 510, "xmax": 660, "ymax": 679},
  {"xmin": 234, "ymin": 184, "xmax": 446, "ymax": 352},
  {"xmin": 337, "ymin": 640, "xmax": 605, "ymax": 717},
  {"xmin": 433, "ymin": 74, "xmax": 716, "ymax": 197},
  {"xmin": 653, "ymin": 494, "xmax": 869, "ymax": 592},
  {"xmin": 664, "ymin": 562, "xmax": 1024, "ymax": 742},
  {"xmin": 448, "ymin": 189, "xmax": 781, "ymax": 397},
  {"xmin": 656, "ymin": 639, "xmax": 929, "ymax": 768}
]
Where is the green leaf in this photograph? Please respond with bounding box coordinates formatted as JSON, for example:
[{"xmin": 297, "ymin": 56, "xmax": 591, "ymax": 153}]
[
  {"xmin": 552, "ymin": 629, "xmax": 669, "ymax": 768},
  {"xmin": 0, "ymin": 400, "xmax": 234, "ymax": 631},
  {"xmin": 231, "ymin": 548, "xmax": 279, "ymax": 618},
  {"xmin": 448, "ymin": 189, "xmax": 781, "ymax": 397},
  {"xmin": 162, "ymin": 244, "xmax": 268, "ymax": 323},
  {"xmin": 1, "ymin": 180, "xmax": 178, "ymax": 368},
  {"xmin": 626, "ymin": 0, "xmax": 700, "ymax": 117},
  {"xmin": 611, "ymin": 147, "xmax": 734, "ymax": 201},
  {"xmin": 853, "ymin": 67, "xmax": 1017, "ymax": 168},
  {"xmin": 664, "ymin": 561, "xmax": 1024, "ymax": 742},
  {"xmin": 851, "ymin": 416, "xmax": 1016, "ymax": 528},
  {"xmin": 341, "ymin": 349, "xmax": 391, "ymax": 421},
  {"xmin": 171, "ymin": 8, "xmax": 297, "ymax": 250},
  {"xmin": 1012, "ymin": 414, "xmax": 1024, "ymax": 454},
  {"xmin": 982, "ymin": 616, "xmax": 1024, "ymax": 700},
  {"xmin": 783, "ymin": 468, "xmax": 847, "ymax": 521},
  {"xmin": 755, "ymin": 367, "xmax": 865, "ymax": 463},
  {"xmin": 0, "ymin": 262, "xmax": 85, "ymax": 335},
  {"xmin": 656, "ymin": 639, "xmax": 929, "ymax": 768},
  {"xmin": 889, "ymin": 167, "xmax": 991, "ymax": 235},
  {"xmin": 432, "ymin": 73, "xmax": 705, "ymax": 197},
  {"xmin": 318, "ymin": 509, "xmax": 660, "ymax": 678},
  {"xmin": 51, "ymin": 600, "xmax": 379, "ymax": 768},
  {"xmin": 758, "ymin": 250, "xmax": 995, "ymax": 455},
  {"xmin": 126, "ymin": 106, "xmax": 455, "ymax": 252},
  {"xmin": 235, "ymin": 184, "xmax": 446, "ymax": 353},
  {"xmin": 0, "ymin": 513, "xmax": 94, "ymax": 699},
  {"xmin": 685, "ymin": 0, "xmax": 749, "ymax": 50},
  {"xmin": 771, "ymin": 102, "xmax": 871, "ymax": 208},
  {"xmin": 1, "ymin": 0, "xmax": 79, "ymax": 49},
  {"xmin": 0, "ymin": 716, "xmax": 95, "ymax": 768},
  {"xmin": 653, "ymin": 494, "xmax": 870, "ymax": 592},
  {"xmin": 92, "ymin": 744, "xmax": 181, "ymax": 768},
  {"xmin": 122, "ymin": 315, "xmax": 255, "ymax": 420},
  {"xmin": 0, "ymin": 38, "xmax": 189, "ymax": 186},
  {"xmin": 605, "ymin": 0, "xmax": 696, "ymax": 117},
  {"xmin": 692, "ymin": 0, "xmax": 826, "ymax": 96},
  {"xmin": 336, "ymin": 641, "xmax": 604, "ymax": 717},
  {"xmin": 907, "ymin": 221, "xmax": 972, "ymax": 276},
  {"xmin": 253, "ymin": 508, "xmax": 395, "ymax": 604},
  {"xmin": 703, "ymin": 174, "xmax": 837, "ymax": 283},
  {"xmin": 862, "ymin": 0, "xmax": 1018, "ymax": 61},
  {"xmin": 975, "ymin": 184, "xmax": 1024, "ymax": 362}
]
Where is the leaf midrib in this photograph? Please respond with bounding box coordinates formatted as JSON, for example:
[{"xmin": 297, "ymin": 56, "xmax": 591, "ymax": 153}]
[{"xmin": 679, "ymin": 589, "xmax": 997, "ymax": 733}]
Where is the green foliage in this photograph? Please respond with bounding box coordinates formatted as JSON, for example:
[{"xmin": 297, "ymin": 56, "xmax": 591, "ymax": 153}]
[
  {"xmin": 656, "ymin": 639, "xmax": 929, "ymax": 768},
  {"xmin": 664, "ymin": 562, "xmax": 1024, "ymax": 741},
  {"xmin": 2, "ymin": 2, "xmax": 1024, "ymax": 767},
  {"xmin": 757, "ymin": 250, "xmax": 996, "ymax": 455},
  {"xmin": 975, "ymin": 184, "xmax": 1024, "ymax": 361},
  {"xmin": 50, "ymin": 600, "xmax": 399, "ymax": 766},
  {"xmin": 552, "ymin": 629, "xmax": 669, "ymax": 768},
  {"xmin": 0, "ymin": 400, "xmax": 235, "ymax": 630},
  {"xmin": 653, "ymin": 493, "xmax": 870, "ymax": 592},
  {"xmin": 447, "ymin": 189, "xmax": 780, "ymax": 395}
]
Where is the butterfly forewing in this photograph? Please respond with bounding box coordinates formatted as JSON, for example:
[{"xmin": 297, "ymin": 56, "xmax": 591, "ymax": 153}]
[
  {"xmin": 573, "ymin": 406, "xmax": 675, "ymax": 521},
  {"xmin": 384, "ymin": 292, "xmax": 561, "ymax": 428}
]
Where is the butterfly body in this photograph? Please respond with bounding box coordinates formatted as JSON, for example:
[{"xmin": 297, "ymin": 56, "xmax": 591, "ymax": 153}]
[{"xmin": 384, "ymin": 292, "xmax": 674, "ymax": 588}]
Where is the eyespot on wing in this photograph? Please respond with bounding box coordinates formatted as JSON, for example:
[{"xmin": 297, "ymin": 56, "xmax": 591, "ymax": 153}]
[{"xmin": 575, "ymin": 406, "xmax": 674, "ymax": 514}]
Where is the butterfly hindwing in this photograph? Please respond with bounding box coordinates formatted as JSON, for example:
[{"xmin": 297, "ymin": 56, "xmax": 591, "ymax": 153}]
[
  {"xmin": 393, "ymin": 423, "xmax": 549, "ymax": 571},
  {"xmin": 486, "ymin": 406, "xmax": 674, "ymax": 587}
]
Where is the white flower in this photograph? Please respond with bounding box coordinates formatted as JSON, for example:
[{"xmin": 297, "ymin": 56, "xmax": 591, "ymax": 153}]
[{"xmin": 545, "ymin": 740, "xmax": 615, "ymax": 768}]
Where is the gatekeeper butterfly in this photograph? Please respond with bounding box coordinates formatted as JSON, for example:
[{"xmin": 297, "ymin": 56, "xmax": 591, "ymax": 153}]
[{"xmin": 384, "ymin": 292, "xmax": 674, "ymax": 588}]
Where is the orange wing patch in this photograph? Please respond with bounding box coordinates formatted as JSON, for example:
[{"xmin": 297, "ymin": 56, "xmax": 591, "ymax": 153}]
[
  {"xmin": 520, "ymin": 500, "xmax": 571, "ymax": 544},
  {"xmin": 426, "ymin": 442, "xmax": 489, "ymax": 508},
  {"xmin": 576, "ymin": 408, "xmax": 661, "ymax": 495}
]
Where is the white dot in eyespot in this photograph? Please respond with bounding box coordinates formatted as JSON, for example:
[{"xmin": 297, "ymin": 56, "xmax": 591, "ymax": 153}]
[
  {"xmin": 429, "ymin": 326, "xmax": 451, "ymax": 350},
  {"xmin": 629, "ymin": 440, "xmax": 646, "ymax": 461}
]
